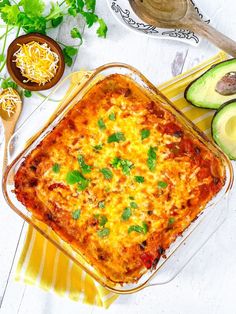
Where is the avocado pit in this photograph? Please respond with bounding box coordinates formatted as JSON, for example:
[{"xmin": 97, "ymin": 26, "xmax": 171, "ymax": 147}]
[{"xmin": 215, "ymin": 71, "xmax": 236, "ymax": 96}]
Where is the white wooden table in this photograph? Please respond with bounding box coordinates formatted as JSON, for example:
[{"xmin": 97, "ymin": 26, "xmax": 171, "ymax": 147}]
[{"xmin": 1, "ymin": 1, "xmax": 236, "ymax": 313}]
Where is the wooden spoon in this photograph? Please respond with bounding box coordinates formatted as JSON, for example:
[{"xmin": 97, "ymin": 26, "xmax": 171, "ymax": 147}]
[
  {"xmin": 129, "ymin": 0, "xmax": 236, "ymax": 57},
  {"xmin": 0, "ymin": 88, "xmax": 22, "ymax": 173}
]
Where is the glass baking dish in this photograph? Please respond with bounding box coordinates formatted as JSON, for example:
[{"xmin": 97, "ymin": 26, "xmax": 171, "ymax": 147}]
[{"xmin": 2, "ymin": 63, "xmax": 234, "ymax": 294}]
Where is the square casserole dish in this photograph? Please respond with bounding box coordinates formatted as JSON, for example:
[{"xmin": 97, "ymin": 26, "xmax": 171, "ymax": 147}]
[{"xmin": 2, "ymin": 63, "xmax": 234, "ymax": 294}]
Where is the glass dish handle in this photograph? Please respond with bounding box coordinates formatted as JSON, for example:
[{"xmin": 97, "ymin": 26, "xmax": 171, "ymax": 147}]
[{"xmin": 146, "ymin": 198, "xmax": 229, "ymax": 287}]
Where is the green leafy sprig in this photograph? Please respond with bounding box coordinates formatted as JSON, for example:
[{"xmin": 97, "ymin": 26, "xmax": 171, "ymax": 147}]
[{"xmin": 0, "ymin": 0, "xmax": 108, "ymax": 92}]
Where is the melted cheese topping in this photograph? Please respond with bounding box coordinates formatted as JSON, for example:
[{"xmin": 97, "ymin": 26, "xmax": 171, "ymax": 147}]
[
  {"xmin": 13, "ymin": 41, "xmax": 59, "ymax": 85},
  {"xmin": 15, "ymin": 74, "xmax": 226, "ymax": 284}
]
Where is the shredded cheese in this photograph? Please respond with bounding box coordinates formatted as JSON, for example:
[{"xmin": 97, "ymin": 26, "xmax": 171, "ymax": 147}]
[
  {"xmin": 13, "ymin": 41, "xmax": 59, "ymax": 85},
  {"xmin": 0, "ymin": 88, "xmax": 21, "ymax": 117}
]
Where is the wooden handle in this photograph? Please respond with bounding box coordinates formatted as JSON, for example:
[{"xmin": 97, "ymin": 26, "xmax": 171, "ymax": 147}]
[
  {"xmin": 192, "ymin": 21, "xmax": 236, "ymax": 57},
  {"xmin": 2, "ymin": 122, "xmax": 15, "ymax": 175}
]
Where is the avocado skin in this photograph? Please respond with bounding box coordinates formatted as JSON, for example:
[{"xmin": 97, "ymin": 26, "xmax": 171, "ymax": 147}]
[
  {"xmin": 185, "ymin": 58, "xmax": 236, "ymax": 109},
  {"xmin": 211, "ymin": 99, "xmax": 236, "ymax": 160}
]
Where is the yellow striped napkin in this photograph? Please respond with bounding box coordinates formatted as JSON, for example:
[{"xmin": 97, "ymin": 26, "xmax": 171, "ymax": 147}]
[{"xmin": 15, "ymin": 51, "xmax": 227, "ymax": 308}]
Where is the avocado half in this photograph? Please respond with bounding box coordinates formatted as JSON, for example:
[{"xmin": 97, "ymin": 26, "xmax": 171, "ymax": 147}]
[
  {"xmin": 185, "ymin": 59, "xmax": 236, "ymax": 109},
  {"xmin": 212, "ymin": 100, "xmax": 236, "ymax": 160}
]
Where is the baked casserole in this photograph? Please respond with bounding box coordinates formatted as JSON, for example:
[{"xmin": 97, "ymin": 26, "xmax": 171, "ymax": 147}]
[{"xmin": 15, "ymin": 74, "xmax": 226, "ymax": 284}]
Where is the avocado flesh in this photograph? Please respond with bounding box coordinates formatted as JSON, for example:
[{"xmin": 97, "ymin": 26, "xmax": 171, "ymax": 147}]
[
  {"xmin": 212, "ymin": 101, "xmax": 236, "ymax": 160},
  {"xmin": 186, "ymin": 59, "xmax": 236, "ymax": 109}
]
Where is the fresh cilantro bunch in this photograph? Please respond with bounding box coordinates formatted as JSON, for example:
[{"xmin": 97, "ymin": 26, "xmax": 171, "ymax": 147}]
[{"xmin": 0, "ymin": 0, "xmax": 108, "ymax": 82}]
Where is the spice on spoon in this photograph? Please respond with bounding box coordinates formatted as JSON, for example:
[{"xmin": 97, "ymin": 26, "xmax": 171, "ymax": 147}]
[
  {"xmin": 0, "ymin": 88, "xmax": 21, "ymax": 119},
  {"xmin": 13, "ymin": 41, "xmax": 59, "ymax": 85}
]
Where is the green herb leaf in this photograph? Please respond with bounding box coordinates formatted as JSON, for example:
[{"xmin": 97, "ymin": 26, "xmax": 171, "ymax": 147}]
[
  {"xmin": 81, "ymin": 11, "xmax": 98, "ymax": 27},
  {"xmin": 140, "ymin": 129, "xmax": 150, "ymax": 140},
  {"xmin": 66, "ymin": 170, "xmax": 89, "ymax": 190},
  {"xmin": 72, "ymin": 209, "xmax": 81, "ymax": 220},
  {"xmin": 78, "ymin": 155, "xmax": 92, "ymax": 174},
  {"xmin": 1, "ymin": 78, "xmax": 17, "ymax": 89},
  {"xmin": 96, "ymin": 18, "xmax": 108, "ymax": 38},
  {"xmin": 1, "ymin": 5, "xmax": 20, "ymax": 25},
  {"xmin": 122, "ymin": 207, "xmax": 132, "ymax": 221},
  {"xmin": 85, "ymin": 0, "xmax": 96, "ymax": 12},
  {"xmin": 52, "ymin": 163, "xmax": 60, "ymax": 173},
  {"xmin": 66, "ymin": 170, "xmax": 84, "ymax": 185},
  {"xmin": 168, "ymin": 217, "xmax": 175, "ymax": 225},
  {"xmin": 108, "ymin": 112, "xmax": 116, "ymax": 121},
  {"xmin": 97, "ymin": 228, "xmax": 110, "ymax": 238},
  {"xmin": 129, "ymin": 196, "xmax": 135, "ymax": 200},
  {"xmin": 100, "ymin": 168, "xmax": 113, "ymax": 180},
  {"xmin": 108, "ymin": 132, "xmax": 126, "ymax": 143},
  {"xmin": 142, "ymin": 222, "xmax": 148, "ymax": 234},
  {"xmin": 68, "ymin": 7, "xmax": 77, "ymax": 16},
  {"xmin": 93, "ymin": 144, "xmax": 103, "ymax": 151},
  {"xmin": 63, "ymin": 52, "xmax": 72, "ymax": 67},
  {"xmin": 70, "ymin": 27, "xmax": 83, "ymax": 43},
  {"xmin": 51, "ymin": 16, "xmax": 63, "ymax": 27},
  {"xmin": 64, "ymin": 46, "xmax": 78, "ymax": 57},
  {"xmin": 134, "ymin": 176, "xmax": 144, "ymax": 183},
  {"xmin": 98, "ymin": 200, "xmax": 105, "ymax": 209},
  {"xmin": 98, "ymin": 215, "xmax": 108, "ymax": 227},
  {"xmin": 78, "ymin": 178, "xmax": 89, "ymax": 191},
  {"xmin": 130, "ymin": 201, "xmax": 138, "ymax": 209},
  {"xmin": 111, "ymin": 157, "xmax": 133, "ymax": 175},
  {"xmin": 24, "ymin": 90, "xmax": 32, "ymax": 98},
  {"xmin": 128, "ymin": 222, "xmax": 148, "ymax": 234},
  {"xmin": 0, "ymin": 0, "xmax": 10, "ymax": 10},
  {"xmin": 128, "ymin": 225, "xmax": 144, "ymax": 234},
  {"xmin": 98, "ymin": 118, "xmax": 106, "ymax": 130},
  {"xmin": 19, "ymin": 0, "xmax": 45, "ymax": 18},
  {"xmin": 45, "ymin": 2, "xmax": 62, "ymax": 21},
  {"xmin": 147, "ymin": 146, "xmax": 157, "ymax": 171},
  {"xmin": 62, "ymin": 46, "xmax": 78, "ymax": 67},
  {"xmin": 158, "ymin": 181, "xmax": 168, "ymax": 189},
  {"xmin": 18, "ymin": 13, "xmax": 47, "ymax": 34}
]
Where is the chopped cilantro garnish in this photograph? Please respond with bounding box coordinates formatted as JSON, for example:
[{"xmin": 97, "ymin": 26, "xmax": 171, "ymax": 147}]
[
  {"xmin": 147, "ymin": 146, "xmax": 157, "ymax": 171},
  {"xmin": 128, "ymin": 222, "xmax": 148, "ymax": 234},
  {"xmin": 98, "ymin": 118, "xmax": 106, "ymax": 130},
  {"xmin": 121, "ymin": 207, "xmax": 132, "ymax": 221},
  {"xmin": 108, "ymin": 112, "xmax": 116, "ymax": 121},
  {"xmin": 96, "ymin": 18, "xmax": 108, "ymax": 38},
  {"xmin": 93, "ymin": 144, "xmax": 103, "ymax": 151},
  {"xmin": 158, "ymin": 181, "xmax": 168, "ymax": 189},
  {"xmin": 168, "ymin": 217, "xmax": 175, "ymax": 225},
  {"xmin": 66, "ymin": 170, "xmax": 83, "ymax": 184},
  {"xmin": 100, "ymin": 168, "xmax": 113, "ymax": 180},
  {"xmin": 129, "ymin": 196, "xmax": 135, "ymax": 200},
  {"xmin": 78, "ymin": 155, "xmax": 92, "ymax": 174},
  {"xmin": 142, "ymin": 222, "xmax": 148, "ymax": 234},
  {"xmin": 52, "ymin": 163, "xmax": 60, "ymax": 173},
  {"xmin": 135, "ymin": 176, "xmax": 144, "ymax": 183},
  {"xmin": 130, "ymin": 201, "xmax": 138, "ymax": 209},
  {"xmin": 66, "ymin": 170, "xmax": 89, "ymax": 191},
  {"xmin": 78, "ymin": 178, "xmax": 89, "ymax": 191},
  {"xmin": 128, "ymin": 225, "xmax": 143, "ymax": 234},
  {"xmin": 140, "ymin": 129, "xmax": 150, "ymax": 140},
  {"xmin": 97, "ymin": 228, "xmax": 110, "ymax": 238},
  {"xmin": 72, "ymin": 209, "xmax": 81, "ymax": 220},
  {"xmin": 98, "ymin": 200, "xmax": 105, "ymax": 208},
  {"xmin": 107, "ymin": 132, "xmax": 125, "ymax": 143},
  {"xmin": 111, "ymin": 157, "xmax": 133, "ymax": 175},
  {"xmin": 99, "ymin": 215, "xmax": 108, "ymax": 227}
]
